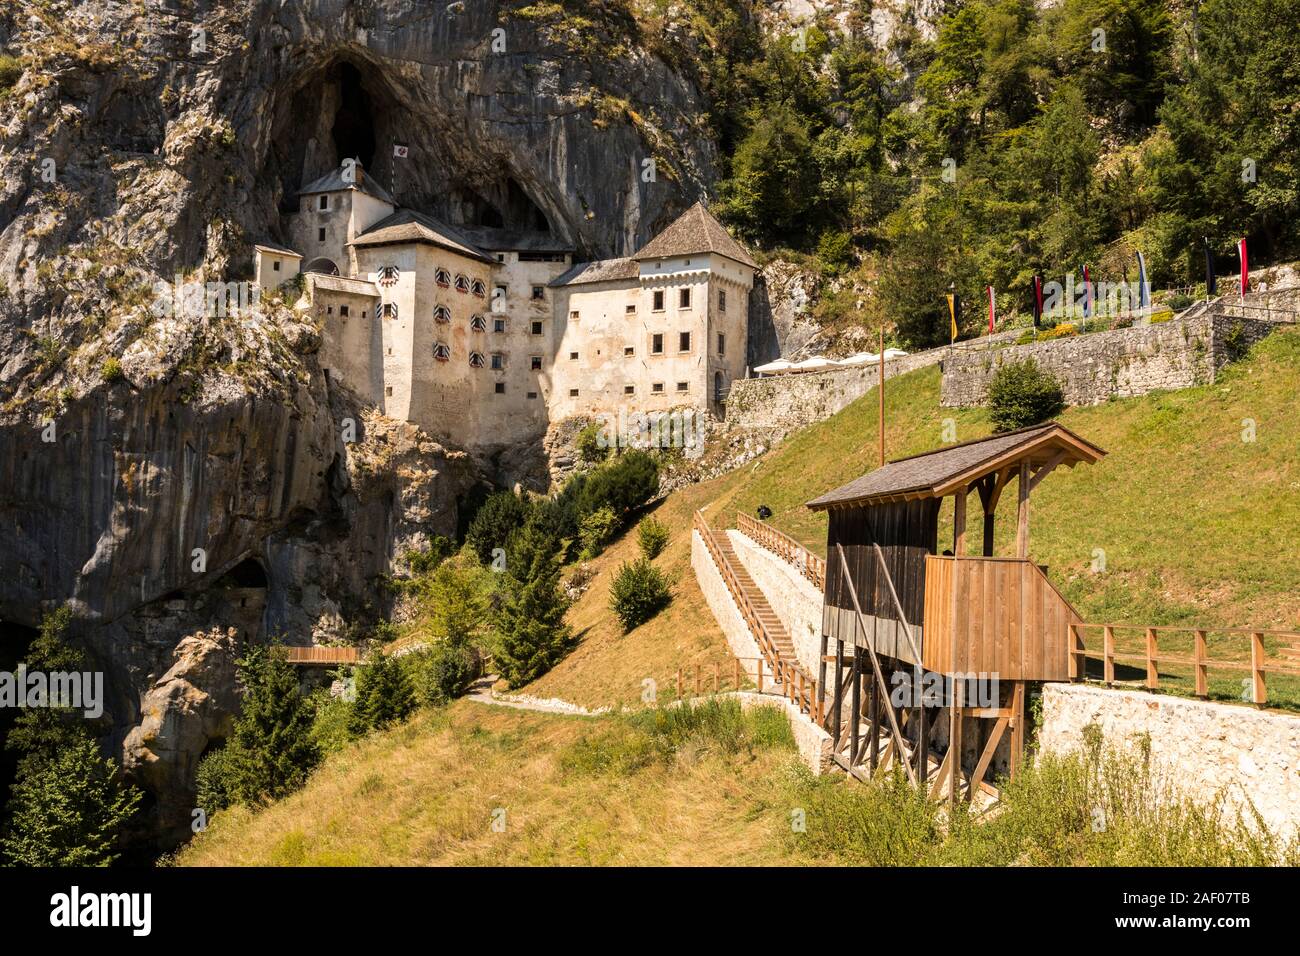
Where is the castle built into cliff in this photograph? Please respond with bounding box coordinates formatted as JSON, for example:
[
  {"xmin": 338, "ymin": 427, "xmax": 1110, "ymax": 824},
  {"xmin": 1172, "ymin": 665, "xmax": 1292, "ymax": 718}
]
[{"xmin": 253, "ymin": 163, "xmax": 756, "ymax": 454}]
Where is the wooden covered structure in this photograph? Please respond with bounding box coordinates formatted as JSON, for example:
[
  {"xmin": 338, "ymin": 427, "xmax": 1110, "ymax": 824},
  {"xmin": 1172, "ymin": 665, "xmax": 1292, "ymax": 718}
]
[{"xmin": 805, "ymin": 422, "xmax": 1106, "ymax": 801}]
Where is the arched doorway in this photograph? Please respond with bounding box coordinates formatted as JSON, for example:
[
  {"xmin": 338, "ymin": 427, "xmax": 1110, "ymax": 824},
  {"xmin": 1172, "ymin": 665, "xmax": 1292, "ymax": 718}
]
[
  {"xmin": 303, "ymin": 257, "xmax": 339, "ymax": 276},
  {"xmin": 714, "ymin": 370, "xmax": 726, "ymax": 404}
]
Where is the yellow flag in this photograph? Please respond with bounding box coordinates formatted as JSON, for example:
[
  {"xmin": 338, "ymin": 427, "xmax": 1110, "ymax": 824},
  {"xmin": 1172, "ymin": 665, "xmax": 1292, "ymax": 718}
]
[{"xmin": 947, "ymin": 293, "xmax": 958, "ymax": 343}]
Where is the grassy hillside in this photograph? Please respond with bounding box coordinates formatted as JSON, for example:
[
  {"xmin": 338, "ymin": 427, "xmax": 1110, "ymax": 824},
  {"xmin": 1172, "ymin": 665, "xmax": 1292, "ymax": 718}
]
[{"xmin": 529, "ymin": 327, "xmax": 1300, "ymax": 709}]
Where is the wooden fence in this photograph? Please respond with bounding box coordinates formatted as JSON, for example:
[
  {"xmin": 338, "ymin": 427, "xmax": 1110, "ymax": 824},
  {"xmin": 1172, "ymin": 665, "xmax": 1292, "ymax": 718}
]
[
  {"xmin": 735, "ymin": 512, "xmax": 826, "ymax": 591},
  {"xmin": 1070, "ymin": 623, "xmax": 1300, "ymax": 706},
  {"xmin": 694, "ymin": 511, "xmax": 821, "ymax": 722}
]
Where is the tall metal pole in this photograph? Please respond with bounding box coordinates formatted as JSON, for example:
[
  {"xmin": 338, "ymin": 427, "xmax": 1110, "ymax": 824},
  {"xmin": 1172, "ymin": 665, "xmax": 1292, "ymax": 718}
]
[{"xmin": 878, "ymin": 325, "xmax": 885, "ymax": 468}]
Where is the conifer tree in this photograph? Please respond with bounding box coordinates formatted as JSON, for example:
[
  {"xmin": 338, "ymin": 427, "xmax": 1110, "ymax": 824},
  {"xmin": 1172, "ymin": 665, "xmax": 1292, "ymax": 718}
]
[
  {"xmin": 496, "ymin": 514, "xmax": 572, "ymax": 687},
  {"xmin": 349, "ymin": 651, "xmax": 416, "ymax": 735}
]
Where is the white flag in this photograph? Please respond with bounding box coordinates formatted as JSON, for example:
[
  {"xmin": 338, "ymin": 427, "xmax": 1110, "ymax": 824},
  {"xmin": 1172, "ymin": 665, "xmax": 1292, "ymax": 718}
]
[{"xmin": 393, "ymin": 144, "xmax": 409, "ymax": 159}]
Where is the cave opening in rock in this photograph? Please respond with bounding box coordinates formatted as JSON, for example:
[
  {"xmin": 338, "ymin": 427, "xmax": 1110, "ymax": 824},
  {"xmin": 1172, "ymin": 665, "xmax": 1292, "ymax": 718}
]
[
  {"xmin": 220, "ymin": 557, "xmax": 269, "ymax": 589},
  {"xmin": 331, "ymin": 62, "xmax": 377, "ymax": 170}
]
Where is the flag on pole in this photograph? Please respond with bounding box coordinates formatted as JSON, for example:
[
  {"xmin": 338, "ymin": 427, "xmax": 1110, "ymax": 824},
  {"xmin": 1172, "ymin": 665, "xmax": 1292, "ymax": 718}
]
[
  {"xmin": 947, "ymin": 293, "xmax": 961, "ymax": 343},
  {"xmin": 1204, "ymin": 238, "xmax": 1217, "ymax": 297},
  {"xmin": 986, "ymin": 285, "xmax": 995, "ymax": 335},
  {"xmin": 1032, "ymin": 274, "xmax": 1044, "ymax": 328},
  {"xmin": 1238, "ymin": 237, "xmax": 1249, "ymax": 298},
  {"xmin": 393, "ymin": 143, "xmax": 409, "ymax": 159},
  {"xmin": 1081, "ymin": 265, "xmax": 1093, "ymax": 319},
  {"xmin": 1136, "ymin": 250, "xmax": 1150, "ymax": 311}
]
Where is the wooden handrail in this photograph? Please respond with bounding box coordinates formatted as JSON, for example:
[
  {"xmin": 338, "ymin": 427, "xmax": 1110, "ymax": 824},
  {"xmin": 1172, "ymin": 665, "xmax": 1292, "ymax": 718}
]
[
  {"xmin": 1070, "ymin": 621, "xmax": 1300, "ymax": 706},
  {"xmin": 735, "ymin": 512, "xmax": 826, "ymax": 591},
  {"xmin": 695, "ymin": 511, "xmax": 820, "ymax": 721}
]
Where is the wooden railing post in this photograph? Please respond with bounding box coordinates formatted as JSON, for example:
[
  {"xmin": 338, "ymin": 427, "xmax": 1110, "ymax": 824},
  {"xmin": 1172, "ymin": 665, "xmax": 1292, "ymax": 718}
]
[
  {"xmin": 756, "ymin": 657, "xmax": 763, "ymax": 693},
  {"xmin": 1251, "ymin": 632, "xmax": 1266, "ymax": 705},
  {"xmin": 1145, "ymin": 627, "xmax": 1158, "ymax": 689},
  {"xmin": 713, "ymin": 662, "xmax": 719, "ymax": 694},
  {"xmin": 676, "ymin": 668, "xmax": 683, "ymax": 699},
  {"xmin": 1103, "ymin": 626, "xmax": 1115, "ymax": 685},
  {"xmin": 1194, "ymin": 630, "xmax": 1208, "ymax": 698},
  {"xmin": 734, "ymin": 657, "xmax": 740, "ymax": 691}
]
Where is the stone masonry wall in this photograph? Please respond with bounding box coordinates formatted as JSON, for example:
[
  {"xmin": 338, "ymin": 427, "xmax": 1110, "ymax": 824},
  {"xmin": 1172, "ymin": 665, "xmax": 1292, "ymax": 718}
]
[
  {"xmin": 941, "ymin": 313, "xmax": 1278, "ymax": 408},
  {"xmin": 1040, "ymin": 683, "xmax": 1300, "ymax": 840}
]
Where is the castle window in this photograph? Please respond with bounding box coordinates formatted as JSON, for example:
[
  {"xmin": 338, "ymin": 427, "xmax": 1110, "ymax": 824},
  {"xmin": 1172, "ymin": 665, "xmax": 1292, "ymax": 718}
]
[
  {"xmin": 624, "ymin": 346, "xmax": 634, "ymax": 357},
  {"xmin": 382, "ymin": 302, "xmax": 398, "ymax": 319},
  {"xmin": 624, "ymin": 385, "xmax": 635, "ymax": 395},
  {"xmin": 341, "ymin": 305, "xmax": 350, "ymax": 318},
  {"xmin": 679, "ymin": 331, "xmax": 691, "ymax": 352},
  {"xmin": 652, "ymin": 290, "xmax": 664, "ymax": 311},
  {"xmin": 455, "ymin": 274, "xmax": 470, "ymax": 293},
  {"xmin": 378, "ymin": 265, "xmax": 400, "ymax": 287},
  {"xmin": 719, "ymin": 289, "xmax": 727, "ymax": 312},
  {"xmin": 319, "ymin": 195, "xmax": 329, "ymax": 210},
  {"xmin": 471, "ymin": 279, "xmax": 486, "ymax": 298},
  {"xmin": 433, "ymin": 305, "xmax": 451, "ymax": 324},
  {"xmin": 651, "ymin": 382, "xmax": 664, "ymax": 393},
  {"xmin": 569, "ymin": 310, "xmax": 579, "ymax": 321},
  {"xmin": 493, "ymin": 317, "xmax": 505, "ymax": 333},
  {"xmin": 527, "ymin": 391, "xmax": 538, "ymax": 399},
  {"xmin": 326, "ymin": 306, "xmax": 333, "ymax": 315},
  {"xmin": 433, "ymin": 342, "xmax": 451, "ymax": 361},
  {"xmin": 490, "ymin": 353, "xmax": 505, "ymax": 371},
  {"xmin": 676, "ymin": 381, "xmax": 689, "ymax": 392},
  {"xmin": 272, "ymin": 260, "xmax": 281, "ymax": 272},
  {"xmin": 470, "ymin": 314, "xmax": 487, "ymax": 332},
  {"xmin": 494, "ymin": 285, "xmax": 507, "ymax": 306},
  {"xmin": 318, "ymin": 227, "xmax": 326, "ymax": 242},
  {"xmin": 679, "ymin": 288, "xmax": 691, "ymax": 309},
  {"xmin": 496, "ymin": 254, "xmax": 506, "ymax": 263},
  {"xmin": 494, "ymin": 382, "xmax": 506, "ymax": 394},
  {"xmin": 531, "ymin": 321, "xmax": 543, "ymax": 335},
  {"xmin": 569, "ymin": 351, "xmax": 579, "ymax": 361},
  {"xmin": 435, "ymin": 269, "xmax": 451, "ymax": 288},
  {"xmin": 530, "ymin": 356, "xmax": 542, "ymax": 370},
  {"xmin": 569, "ymin": 388, "xmax": 579, "ymax": 397},
  {"xmin": 532, "ymin": 286, "xmax": 545, "ymax": 300},
  {"xmin": 717, "ymin": 332, "xmax": 725, "ymax": 356},
  {"xmin": 651, "ymin": 333, "xmax": 664, "ymax": 355},
  {"xmin": 625, "ymin": 304, "xmax": 636, "ymax": 314},
  {"xmin": 385, "ymin": 386, "xmax": 393, "ymax": 396},
  {"xmin": 469, "ymin": 351, "xmax": 486, "ymax": 368}
]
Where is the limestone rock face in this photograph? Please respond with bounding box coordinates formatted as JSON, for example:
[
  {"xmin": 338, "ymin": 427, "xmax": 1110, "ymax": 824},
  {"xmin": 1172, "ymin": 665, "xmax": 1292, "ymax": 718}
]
[{"xmin": 121, "ymin": 627, "xmax": 240, "ymax": 844}]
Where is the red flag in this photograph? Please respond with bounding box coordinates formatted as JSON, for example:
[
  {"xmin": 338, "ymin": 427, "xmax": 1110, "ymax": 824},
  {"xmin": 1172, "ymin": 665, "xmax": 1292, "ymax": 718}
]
[
  {"xmin": 1239, "ymin": 237, "xmax": 1248, "ymax": 297},
  {"xmin": 986, "ymin": 286, "xmax": 995, "ymax": 334}
]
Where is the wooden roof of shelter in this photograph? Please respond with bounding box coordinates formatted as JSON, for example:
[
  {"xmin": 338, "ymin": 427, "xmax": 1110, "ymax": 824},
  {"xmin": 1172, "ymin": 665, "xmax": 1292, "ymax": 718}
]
[{"xmin": 806, "ymin": 422, "xmax": 1106, "ymax": 511}]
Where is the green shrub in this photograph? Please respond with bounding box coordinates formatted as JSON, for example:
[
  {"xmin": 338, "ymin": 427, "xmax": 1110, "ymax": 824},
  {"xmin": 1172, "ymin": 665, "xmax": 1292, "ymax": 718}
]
[
  {"xmin": 0, "ymin": 54, "xmax": 21, "ymax": 93},
  {"xmin": 608, "ymin": 557, "xmax": 671, "ymax": 631},
  {"xmin": 575, "ymin": 422, "xmax": 607, "ymax": 463},
  {"xmin": 194, "ymin": 744, "xmax": 237, "ymax": 814},
  {"xmin": 101, "ymin": 357, "xmax": 124, "ymax": 382},
  {"xmin": 579, "ymin": 449, "xmax": 659, "ymax": 518},
  {"xmin": 406, "ymin": 638, "xmax": 482, "ymax": 706},
  {"xmin": 987, "ymin": 358, "xmax": 1064, "ymax": 432},
  {"xmin": 578, "ymin": 505, "xmax": 619, "ymax": 558},
  {"xmin": 308, "ymin": 687, "xmax": 356, "ymax": 757},
  {"xmin": 637, "ymin": 516, "xmax": 669, "ymax": 559},
  {"xmin": 1166, "ymin": 293, "xmax": 1194, "ymax": 312},
  {"xmin": 405, "ymin": 535, "xmax": 454, "ymax": 574}
]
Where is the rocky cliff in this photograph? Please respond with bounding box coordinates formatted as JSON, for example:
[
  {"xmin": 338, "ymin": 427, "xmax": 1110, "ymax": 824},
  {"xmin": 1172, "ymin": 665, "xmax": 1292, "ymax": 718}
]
[{"xmin": 0, "ymin": 0, "xmax": 720, "ymax": 846}]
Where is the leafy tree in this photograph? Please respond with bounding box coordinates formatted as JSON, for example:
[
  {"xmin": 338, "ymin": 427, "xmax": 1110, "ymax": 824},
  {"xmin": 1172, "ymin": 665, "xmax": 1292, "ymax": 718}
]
[
  {"xmin": 609, "ymin": 558, "xmax": 673, "ymax": 632},
  {"xmin": 578, "ymin": 506, "xmax": 620, "ymax": 559},
  {"xmin": 987, "ymin": 358, "xmax": 1065, "ymax": 431},
  {"xmin": 718, "ymin": 102, "xmax": 820, "ymax": 242},
  {"xmin": 496, "ymin": 515, "xmax": 572, "ymax": 687},
  {"xmin": 1, "ymin": 737, "xmax": 141, "ymax": 867},
  {"xmin": 407, "ymin": 638, "xmax": 481, "ymax": 706}
]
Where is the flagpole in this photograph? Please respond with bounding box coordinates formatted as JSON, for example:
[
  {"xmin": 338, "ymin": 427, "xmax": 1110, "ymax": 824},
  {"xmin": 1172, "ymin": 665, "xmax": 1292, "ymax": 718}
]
[{"xmin": 878, "ymin": 324, "xmax": 885, "ymax": 468}]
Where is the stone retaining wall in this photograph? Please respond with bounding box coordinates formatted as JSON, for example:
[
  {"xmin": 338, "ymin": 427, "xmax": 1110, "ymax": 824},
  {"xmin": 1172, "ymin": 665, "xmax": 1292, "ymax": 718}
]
[
  {"xmin": 941, "ymin": 313, "xmax": 1278, "ymax": 408},
  {"xmin": 726, "ymin": 530, "xmax": 824, "ymax": 678},
  {"xmin": 1040, "ymin": 683, "xmax": 1300, "ymax": 839}
]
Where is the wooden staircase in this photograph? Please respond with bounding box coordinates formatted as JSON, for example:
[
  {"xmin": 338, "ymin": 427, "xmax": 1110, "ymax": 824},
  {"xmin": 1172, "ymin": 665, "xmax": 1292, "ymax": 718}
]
[{"xmin": 694, "ymin": 511, "xmax": 820, "ymax": 719}]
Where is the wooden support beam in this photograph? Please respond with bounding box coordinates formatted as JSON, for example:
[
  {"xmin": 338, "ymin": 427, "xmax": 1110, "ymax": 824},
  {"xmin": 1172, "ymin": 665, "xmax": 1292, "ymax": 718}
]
[
  {"xmin": 1009, "ymin": 682, "xmax": 1025, "ymax": 780},
  {"xmin": 849, "ymin": 647, "xmax": 861, "ymax": 764},
  {"xmin": 1016, "ymin": 459, "xmax": 1031, "ymax": 558},
  {"xmin": 1027, "ymin": 449, "xmax": 1068, "ymax": 493},
  {"xmin": 831, "ymin": 640, "xmax": 844, "ymax": 749},
  {"xmin": 948, "ymin": 682, "xmax": 964, "ymax": 807},
  {"xmin": 968, "ymin": 714, "xmax": 1010, "ymax": 799},
  {"xmin": 1194, "ymin": 630, "xmax": 1208, "ymax": 698},
  {"xmin": 953, "ymin": 486, "xmax": 968, "ymax": 556}
]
